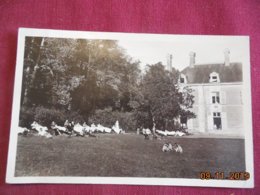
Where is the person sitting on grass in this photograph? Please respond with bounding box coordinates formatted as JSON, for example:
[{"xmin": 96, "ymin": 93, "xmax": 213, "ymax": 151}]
[
  {"xmin": 173, "ymin": 143, "xmax": 183, "ymax": 154},
  {"xmin": 66, "ymin": 121, "xmax": 74, "ymax": 136}
]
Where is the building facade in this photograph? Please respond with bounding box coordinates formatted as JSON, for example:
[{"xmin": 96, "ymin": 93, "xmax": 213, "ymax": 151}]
[{"xmin": 178, "ymin": 51, "xmax": 243, "ymax": 136}]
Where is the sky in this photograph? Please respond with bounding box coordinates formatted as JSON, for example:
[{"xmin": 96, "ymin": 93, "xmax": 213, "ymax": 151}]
[{"xmin": 117, "ymin": 36, "xmax": 248, "ymax": 72}]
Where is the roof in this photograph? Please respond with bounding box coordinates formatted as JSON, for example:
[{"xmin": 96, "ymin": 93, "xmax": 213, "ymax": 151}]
[{"xmin": 181, "ymin": 63, "xmax": 242, "ymax": 84}]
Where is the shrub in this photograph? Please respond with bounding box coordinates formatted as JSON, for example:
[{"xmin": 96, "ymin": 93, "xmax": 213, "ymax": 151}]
[
  {"xmin": 19, "ymin": 106, "xmax": 137, "ymax": 131},
  {"xmin": 89, "ymin": 107, "xmax": 137, "ymax": 132},
  {"xmin": 166, "ymin": 120, "xmax": 181, "ymax": 131},
  {"xmin": 116, "ymin": 111, "xmax": 136, "ymax": 132},
  {"xmin": 34, "ymin": 106, "xmax": 66, "ymax": 127},
  {"xmin": 19, "ymin": 106, "xmax": 36, "ymax": 128},
  {"xmin": 66, "ymin": 110, "xmax": 85, "ymax": 124},
  {"xmin": 19, "ymin": 105, "xmax": 88, "ymax": 128}
]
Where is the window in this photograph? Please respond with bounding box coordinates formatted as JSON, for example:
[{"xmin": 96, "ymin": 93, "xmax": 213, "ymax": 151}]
[
  {"xmin": 209, "ymin": 72, "xmax": 220, "ymax": 83},
  {"xmin": 179, "ymin": 74, "xmax": 187, "ymax": 84},
  {"xmin": 212, "ymin": 92, "xmax": 220, "ymax": 104},
  {"xmin": 213, "ymin": 112, "xmax": 221, "ymax": 117}
]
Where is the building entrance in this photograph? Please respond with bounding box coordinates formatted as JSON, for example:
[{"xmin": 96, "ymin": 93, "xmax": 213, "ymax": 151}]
[{"xmin": 213, "ymin": 112, "xmax": 222, "ymax": 130}]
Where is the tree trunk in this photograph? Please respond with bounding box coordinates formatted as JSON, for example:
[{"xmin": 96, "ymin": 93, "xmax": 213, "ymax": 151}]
[{"xmin": 21, "ymin": 37, "xmax": 44, "ymax": 106}]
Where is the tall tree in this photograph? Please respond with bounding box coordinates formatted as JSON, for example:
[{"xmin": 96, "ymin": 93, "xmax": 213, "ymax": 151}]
[
  {"xmin": 130, "ymin": 62, "xmax": 195, "ymax": 130},
  {"xmin": 21, "ymin": 37, "xmax": 44, "ymax": 106},
  {"xmin": 20, "ymin": 37, "xmax": 142, "ymax": 122}
]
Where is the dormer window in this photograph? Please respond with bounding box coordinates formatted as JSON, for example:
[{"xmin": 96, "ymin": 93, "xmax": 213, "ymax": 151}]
[
  {"xmin": 179, "ymin": 74, "xmax": 187, "ymax": 84},
  {"xmin": 209, "ymin": 72, "xmax": 220, "ymax": 83}
]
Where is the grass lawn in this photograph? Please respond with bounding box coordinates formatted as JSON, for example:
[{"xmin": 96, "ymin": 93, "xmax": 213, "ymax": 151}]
[{"xmin": 15, "ymin": 134, "xmax": 245, "ymax": 179}]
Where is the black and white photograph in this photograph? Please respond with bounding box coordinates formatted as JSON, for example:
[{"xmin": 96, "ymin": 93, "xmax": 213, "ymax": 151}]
[{"xmin": 6, "ymin": 28, "xmax": 254, "ymax": 188}]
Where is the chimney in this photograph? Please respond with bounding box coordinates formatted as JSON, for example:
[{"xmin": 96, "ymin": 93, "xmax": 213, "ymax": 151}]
[
  {"xmin": 189, "ymin": 51, "xmax": 196, "ymax": 68},
  {"xmin": 224, "ymin": 48, "xmax": 230, "ymax": 66},
  {"xmin": 167, "ymin": 54, "xmax": 173, "ymax": 71}
]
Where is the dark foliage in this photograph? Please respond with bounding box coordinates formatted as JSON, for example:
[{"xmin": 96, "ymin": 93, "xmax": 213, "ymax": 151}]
[
  {"xmin": 88, "ymin": 107, "xmax": 136, "ymax": 132},
  {"xmin": 19, "ymin": 37, "xmax": 195, "ymax": 130},
  {"xmin": 34, "ymin": 107, "xmax": 66, "ymax": 127},
  {"xmin": 19, "ymin": 106, "xmax": 36, "ymax": 128},
  {"xmin": 19, "ymin": 106, "xmax": 84, "ymax": 128},
  {"xmin": 130, "ymin": 63, "xmax": 195, "ymax": 131}
]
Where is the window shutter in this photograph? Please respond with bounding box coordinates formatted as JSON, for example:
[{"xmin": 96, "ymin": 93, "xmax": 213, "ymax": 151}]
[
  {"xmin": 207, "ymin": 113, "xmax": 213, "ymax": 131},
  {"xmin": 206, "ymin": 90, "xmax": 211, "ymax": 105},
  {"xmin": 240, "ymin": 91, "xmax": 243, "ymax": 104},
  {"xmin": 221, "ymin": 91, "xmax": 226, "ymax": 104},
  {"xmin": 221, "ymin": 112, "xmax": 227, "ymax": 130}
]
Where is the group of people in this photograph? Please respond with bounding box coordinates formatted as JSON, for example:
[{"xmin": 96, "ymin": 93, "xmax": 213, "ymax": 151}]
[
  {"xmin": 50, "ymin": 120, "xmax": 123, "ymax": 137},
  {"xmin": 19, "ymin": 120, "xmax": 120, "ymax": 138},
  {"xmin": 51, "ymin": 120, "xmax": 100, "ymax": 137},
  {"xmin": 162, "ymin": 143, "xmax": 183, "ymax": 153}
]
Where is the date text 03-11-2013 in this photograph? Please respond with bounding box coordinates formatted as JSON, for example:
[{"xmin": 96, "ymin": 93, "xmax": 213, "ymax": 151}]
[{"xmin": 200, "ymin": 172, "xmax": 250, "ymax": 180}]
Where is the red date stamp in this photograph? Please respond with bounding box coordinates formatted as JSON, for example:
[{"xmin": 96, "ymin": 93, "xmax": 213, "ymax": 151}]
[{"xmin": 200, "ymin": 171, "xmax": 250, "ymax": 180}]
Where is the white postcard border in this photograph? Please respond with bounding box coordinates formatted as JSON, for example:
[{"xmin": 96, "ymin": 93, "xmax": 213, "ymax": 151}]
[{"xmin": 6, "ymin": 28, "xmax": 254, "ymax": 188}]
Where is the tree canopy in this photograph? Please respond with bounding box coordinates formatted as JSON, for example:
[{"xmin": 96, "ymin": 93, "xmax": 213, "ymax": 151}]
[
  {"xmin": 129, "ymin": 63, "xmax": 195, "ymax": 130},
  {"xmin": 20, "ymin": 37, "xmax": 195, "ymax": 130}
]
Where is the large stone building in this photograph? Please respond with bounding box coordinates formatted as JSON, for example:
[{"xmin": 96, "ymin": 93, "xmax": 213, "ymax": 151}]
[{"xmin": 178, "ymin": 50, "xmax": 243, "ymax": 136}]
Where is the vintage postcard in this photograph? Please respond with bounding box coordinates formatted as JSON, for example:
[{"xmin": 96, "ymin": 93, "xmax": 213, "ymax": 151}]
[{"xmin": 6, "ymin": 28, "xmax": 254, "ymax": 188}]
